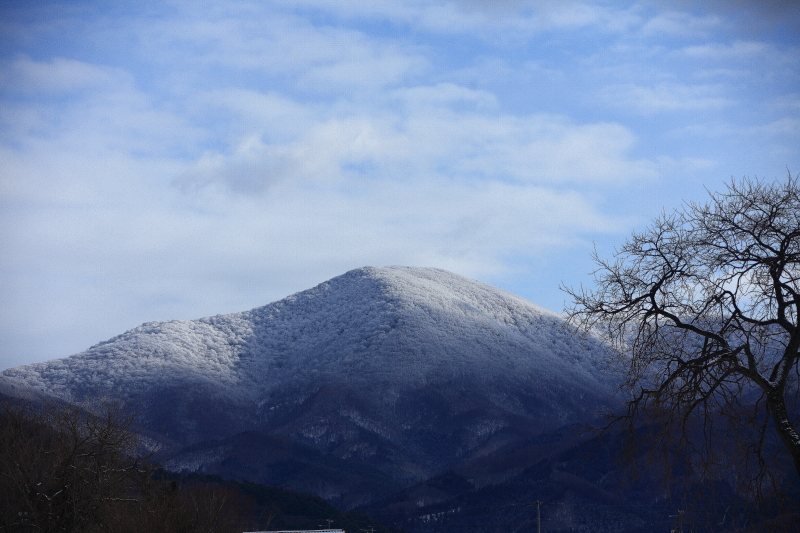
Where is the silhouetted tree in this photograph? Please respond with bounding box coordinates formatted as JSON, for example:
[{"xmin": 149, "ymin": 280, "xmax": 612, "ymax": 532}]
[
  {"xmin": 0, "ymin": 397, "xmax": 146, "ymax": 532},
  {"xmin": 564, "ymin": 174, "xmax": 800, "ymax": 497},
  {"xmin": 0, "ymin": 397, "xmax": 251, "ymax": 532}
]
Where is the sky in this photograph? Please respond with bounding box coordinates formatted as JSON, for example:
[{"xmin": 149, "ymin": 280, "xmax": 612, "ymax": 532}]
[{"xmin": 1, "ymin": 0, "xmax": 798, "ymax": 370}]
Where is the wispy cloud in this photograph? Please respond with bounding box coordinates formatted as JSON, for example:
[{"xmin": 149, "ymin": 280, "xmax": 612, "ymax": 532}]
[
  {"xmin": 679, "ymin": 40, "xmax": 771, "ymax": 60},
  {"xmin": 600, "ymin": 82, "xmax": 734, "ymax": 114},
  {"xmin": 0, "ymin": 57, "xmax": 131, "ymax": 94},
  {"xmin": 638, "ymin": 10, "xmax": 721, "ymax": 38},
  {"xmin": 178, "ymin": 82, "xmax": 654, "ymax": 194}
]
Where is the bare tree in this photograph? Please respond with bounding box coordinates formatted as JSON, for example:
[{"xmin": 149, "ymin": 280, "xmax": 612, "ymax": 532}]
[
  {"xmin": 563, "ymin": 175, "xmax": 800, "ymax": 495},
  {"xmin": 0, "ymin": 397, "xmax": 147, "ymax": 532},
  {"xmin": 0, "ymin": 396, "xmax": 252, "ymax": 533}
]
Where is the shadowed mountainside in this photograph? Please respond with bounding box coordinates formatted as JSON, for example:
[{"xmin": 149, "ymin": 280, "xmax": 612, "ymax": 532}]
[{"xmin": 3, "ymin": 266, "xmax": 615, "ymax": 507}]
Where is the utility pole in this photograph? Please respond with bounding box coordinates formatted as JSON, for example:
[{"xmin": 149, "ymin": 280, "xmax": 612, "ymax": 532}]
[
  {"xmin": 669, "ymin": 509, "xmax": 684, "ymax": 533},
  {"xmin": 536, "ymin": 500, "xmax": 541, "ymax": 533}
]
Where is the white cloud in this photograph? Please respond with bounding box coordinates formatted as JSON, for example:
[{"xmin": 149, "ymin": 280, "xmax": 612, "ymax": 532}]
[
  {"xmin": 134, "ymin": 6, "xmax": 430, "ymax": 95},
  {"xmin": 455, "ymin": 117, "xmax": 656, "ymax": 183},
  {"xmin": 179, "ymin": 83, "xmax": 655, "ymax": 193},
  {"xmin": 0, "ymin": 57, "xmax": 133, "ymax": 94},
  {"xmin": 675, "ymin": 117, "xmax": 800, "ymax": 141},
  {"xmin": 750, "ymin": 118, "xmax": 800, "ymax": 138},
  {"xmin": 601, "ymin": 82, "xmax": 734, "ymax": 114},
  {"xmin": 638, "ymin": 10, "xmax": 721, "ymax": 37},
  {"xmin": 693, "ymin": 67, "xmax": 749, "ymax": 79},
  {"xmin": 679, "ymin": 40, "xmax": 771, "ymax": 60},
  {"xmin": 0, "ymin": 57, "xmax": 205, "ymax": 163},
  {"xmin": 298, "ymin": 52, "xmax": 428, "ymax": 92},
  {"xmin": 655, "ymin": 155, "xmax": 717, "ymax": 175},
  {"xmin": 233, "ymin": 0, "xmax": 641, "ymax": 38},
  {"xmin": 392, "ymin": 82, "xmax": 499, "ymax": 109},
  {"xmin": 195, "ymin": 89, "xmax": 315, "ymax": 141}
]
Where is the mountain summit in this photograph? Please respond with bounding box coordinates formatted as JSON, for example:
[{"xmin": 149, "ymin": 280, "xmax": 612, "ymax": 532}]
[{"xmin": 3, "ymin": 266, "xmax": 614, "ymax": 503}]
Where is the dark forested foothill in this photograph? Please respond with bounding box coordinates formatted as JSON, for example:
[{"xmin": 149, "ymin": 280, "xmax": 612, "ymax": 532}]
[
  {"xmin": 360, "ymin": 424, "xmax": 800, "ymax": 533},
  {"xmin": 159, "ymin": 473, "xmax": 403, "ymax": 533},
  {"xmin": 0, "ymin": 397, "xmax": 398, "ymax": 533}
]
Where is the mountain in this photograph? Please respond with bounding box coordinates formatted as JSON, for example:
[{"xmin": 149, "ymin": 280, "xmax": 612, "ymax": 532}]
[{"xmin": 2, "ymin": 266, "xmax": 615, "ymax": 507}]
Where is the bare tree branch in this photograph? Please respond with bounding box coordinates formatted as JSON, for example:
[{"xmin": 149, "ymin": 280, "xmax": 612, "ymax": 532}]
[{"xmin": 563, "ymin": 173, "xmax": 800, "ymax": 497}]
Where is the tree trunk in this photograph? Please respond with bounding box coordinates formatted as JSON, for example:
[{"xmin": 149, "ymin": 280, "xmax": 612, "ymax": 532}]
[{"xmin": 766, "ymin": 390, "xmax": 800, "ymax": 478}]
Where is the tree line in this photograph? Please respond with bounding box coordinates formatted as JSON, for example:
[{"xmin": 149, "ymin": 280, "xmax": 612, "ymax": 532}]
[
  {"xmin": 0, "ymin": 396, "xmax": 251, "ymax": 533},
  {"xmin": 0, "ymin": 394, "xmax": 402, "ymax": 533}
]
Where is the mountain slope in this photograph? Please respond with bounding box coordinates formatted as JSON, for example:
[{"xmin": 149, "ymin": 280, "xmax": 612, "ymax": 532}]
[{"xmin": 3, "ymin": 266, "xmax": 615, "ymax": 494}]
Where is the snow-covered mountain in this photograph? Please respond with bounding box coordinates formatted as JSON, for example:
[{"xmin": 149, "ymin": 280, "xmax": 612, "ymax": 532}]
[{"xmin": 2, "ymin": 266, "xmax": 615, "ymax": 502}]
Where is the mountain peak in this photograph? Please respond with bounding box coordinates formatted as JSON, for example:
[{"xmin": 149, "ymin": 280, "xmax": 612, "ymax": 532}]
[
  {"xmin": 3, "ymin": 266, "xmax": 614, "ymax": 491},
  {"xmin": 311, "ymin": 266, "xmax": 555, "ymax": 320}
]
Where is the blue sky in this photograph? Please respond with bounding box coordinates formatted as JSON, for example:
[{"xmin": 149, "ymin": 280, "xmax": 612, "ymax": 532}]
[{"xmin": 1, "ymin": 0, "xmax": 798, "ymax": 370}]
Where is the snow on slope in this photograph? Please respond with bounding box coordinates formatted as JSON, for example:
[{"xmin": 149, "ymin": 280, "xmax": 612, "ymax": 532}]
[
  {"xmin": 5, "ymin": 267, "xmax": 603, "ymax": 392},
  {"xmin": 2, "ymin": 266, "xmax": 614, "ymax": 447}
]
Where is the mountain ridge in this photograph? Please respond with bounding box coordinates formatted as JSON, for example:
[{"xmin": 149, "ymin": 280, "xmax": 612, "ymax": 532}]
[
  {"xmin": 2, "ymin": 266, "xmax": 615, "ymax": 503},
  {"xmin": 4, "ymin": 266, "xmax": 609, "ymax": 399}
]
